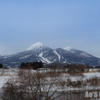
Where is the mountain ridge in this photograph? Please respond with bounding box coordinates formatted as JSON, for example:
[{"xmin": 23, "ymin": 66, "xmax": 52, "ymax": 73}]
[{"xmin": 0, "ymin": 42, "xmax": 100, "ymax": 67}]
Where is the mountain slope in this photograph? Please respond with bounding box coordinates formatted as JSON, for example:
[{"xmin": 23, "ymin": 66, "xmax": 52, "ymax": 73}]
[{"xmin": 64, "ymin": 47, "xmax": 93, "ymax": 58}]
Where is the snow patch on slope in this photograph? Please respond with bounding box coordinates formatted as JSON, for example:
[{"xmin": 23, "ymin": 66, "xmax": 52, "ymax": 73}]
[
  {"xmin": 53, "ymin": 50, "xmax": 61, "ymax": 61},
  {"xmin": 65, "ymin": 47, "xmax": 91, "ymax": 58},
  {"xmin": 98, "ymin": 60, "xmax": 100, "ymax": 63},
  {"xmin": 3, "ymin": 56, "xmax": 7, "ymax": 58},
  {"xmin": 53, "ymin": 59, "xmax": 57, "ymax": 62},
  {"xmin": 63, "ymin": 60, "xmax": 67, "ymax": 63},
  {"xmin": 38, "ymin": 52, "xmax": 52, "ymax": 64},
  {"xmin": 19, "ymin": 55, "xmax": 31, "ymax": 59},
  {"xmin": 79, "ymin": 52, "xmax": 91, "ymax": 57}
]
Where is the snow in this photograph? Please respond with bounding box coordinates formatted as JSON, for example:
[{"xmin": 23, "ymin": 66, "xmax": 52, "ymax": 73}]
[
  {"xmin": 0, "ymin": 68, "xmax": 19, "ymax": 89},
  {"xmin": 19, "ymin": 55, "xmax": 31, "ymax": 59},
  {"xmin": 62, "ymin": 56, "xmax": 64, "ymax": 59},
  {"xmin": 79, "ymin": 52, "xmax": 91, "ymax": 57},
  {"xmin": 53, "ymin": 59, "xmax": 57, "ymax": 62},
  {"xmin": 64, "ymin": 46, "xmax": 72, "ymax": 51},
  {"xmin": 38, "ymin": 52, "xmax": 43, "ymax": 57},
  {"xmin": 64, "ymin": 47, "xmax": 91, "ymax": 57},
  {"xmin": 83, "ymin": 72, "xmax": 100, "ymax": 79},
  {"xmin": 38, "ymin": 52, "xmax": 52, "ymax": 64},
  {"xmin": 1, "ymin": 68, "xmax": 100, "ymax": 95},
  {"xmin": 63, "ymin": 60, "xmax": 67, "ymax": 63},
  {"xmin": 53, "ymin": 50, "xmax": 61, "ymax": 61},
  {"xmin": 3, "ymin": 57, "xmax": 7, "ymax": 58},
  {"xmin": 26, "ymin": 42, "xmax": 44, "ymax": 50},
  {"xmin": 98, "ymin": 60, "xmax": 100, "ymax": 63},
  {"xmin": 0, "ymin": 76, "xmax": 10, "ymax": 88}
]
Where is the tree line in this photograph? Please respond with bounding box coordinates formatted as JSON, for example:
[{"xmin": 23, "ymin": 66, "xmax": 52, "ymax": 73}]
[{"xmin": 20, "ymin": 61, "xmax": 43, "ymax": 70}]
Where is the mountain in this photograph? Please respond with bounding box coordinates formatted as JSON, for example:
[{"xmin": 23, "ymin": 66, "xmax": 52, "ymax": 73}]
[
  {"xmin": 64, "ymin": 47, "xmax": 93, "ymax": 58},
  {"xmin": 0, "ymin": 42, "xmax": 100, "ymax": 67}
]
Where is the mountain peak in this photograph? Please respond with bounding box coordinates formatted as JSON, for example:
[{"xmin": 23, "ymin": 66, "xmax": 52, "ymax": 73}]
[
  {"xmin": 64, "ymin": 46, "xmax": 72, "ymax": 51},
  {"xmin": 27, "ymin": 42, "xmax": 43, "ymax": 50}
]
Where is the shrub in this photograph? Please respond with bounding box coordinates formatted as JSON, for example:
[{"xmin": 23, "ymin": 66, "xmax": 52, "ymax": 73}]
[{"xmin": 2, "ymin": 69, "xmax": 65, "ymax": 100}]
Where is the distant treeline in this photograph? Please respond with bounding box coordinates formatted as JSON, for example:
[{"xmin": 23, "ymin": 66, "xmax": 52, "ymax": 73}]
[
  {"xmin": 1, "ymin": 61, "xmax": 100, "ymax": 70},
  {"xmin": 20, "ymin": 61, "xmax": 43, "ymax": 70}
]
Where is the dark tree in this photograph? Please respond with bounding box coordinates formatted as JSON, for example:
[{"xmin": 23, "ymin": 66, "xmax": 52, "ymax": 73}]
[
  {"xmin": 68, "ymin": 64, "xmax": 85, "ymax": 73},
  {"xmin": 0, "ymin": 63, "xmax": 3, "ymax": 68},
  {"xmin": 32, "ymin": 61, "xmax": 43, "ymax": 70},
  {"xmin": 20, "ymin": 63, "xmax": 26, "ymax": 68},
  {"xmin": 20, "ymin": 61, "xmax": 43, "ymax": 70}
]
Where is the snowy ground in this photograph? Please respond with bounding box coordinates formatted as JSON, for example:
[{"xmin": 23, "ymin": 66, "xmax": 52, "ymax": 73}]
[
  {"xmin": 0, "ymin": 68, "xmax": 100, "ymax": 88},
  {"xmin": 0, "ymin": 68, "xmax": 18, "ymax": 89},
  {"xmin": 0, "ymin": 76, "xmax": 10, "ymax": 89},
  {"xmin": 0, "ymin": 68, "xmax": 100, "ymax": 92},
  {"xmin": 0, "ymin": 68, "xmax": 100, "ymax": 99}
]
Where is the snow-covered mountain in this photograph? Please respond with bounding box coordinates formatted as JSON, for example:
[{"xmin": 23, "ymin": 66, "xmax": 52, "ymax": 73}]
[
  {"xmin": 64, "ymin": 47, "xmax": 93, "ymax": 58},
  {"xmin": 26, "ymin": 42, "xmax": 45, "ymax": 51},
  {"xmin": 0, "ymin": 42, "xmax": 100, "ymax": 67}
]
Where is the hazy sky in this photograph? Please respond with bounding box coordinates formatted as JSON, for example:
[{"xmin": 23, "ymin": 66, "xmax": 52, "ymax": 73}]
[{"xmin": 0, "ymin": 0, "xmax": 100, "ymax": 57}]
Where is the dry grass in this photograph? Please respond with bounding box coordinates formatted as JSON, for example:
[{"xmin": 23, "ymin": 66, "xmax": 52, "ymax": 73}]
[
  {"xmin": 68, "ymin": 72, "xmax": 84, "ymax": 77},
  {"xmin": 43, "ymin": 71, "xmax": 62, "ymax": 78},
  {"xmin": 0, "ymin": 74, "xmax": 13, "ymax": 77}
]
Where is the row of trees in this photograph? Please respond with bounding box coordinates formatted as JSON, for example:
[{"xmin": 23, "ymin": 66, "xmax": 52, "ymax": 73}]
[
  {"xmin": 47, "ymin": 63, "xmax": 88, "ymax": 72},
  {"xmin": 67, "ymin": 64, "xmax": 85, "ymax": 72},
  {"xmin": 20, "ymin": 61, "xmax": 43, "ymax": 70}
]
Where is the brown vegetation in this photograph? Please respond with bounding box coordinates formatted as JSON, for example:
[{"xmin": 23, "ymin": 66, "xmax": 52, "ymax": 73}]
[{"xmin": 1, "ymin": 69, "xmax": 65, "ymax": 100}]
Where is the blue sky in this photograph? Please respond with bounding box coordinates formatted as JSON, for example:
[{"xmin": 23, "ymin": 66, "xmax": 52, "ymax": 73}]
[{"xmin": 0, "ymin": 0, "xmax": 100, "ymax": 57}]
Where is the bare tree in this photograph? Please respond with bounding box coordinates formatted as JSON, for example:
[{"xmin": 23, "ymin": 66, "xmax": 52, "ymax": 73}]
[{"xmin": 2, "ymin": 69, "xmax": 65, "ymax": 100}]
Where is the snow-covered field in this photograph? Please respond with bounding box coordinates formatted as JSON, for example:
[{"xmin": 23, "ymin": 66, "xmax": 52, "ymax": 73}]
[
  {"xmin": 0, "ymin": 68, "xmax": 100, "ymax": 100},
  {"xmin": 0, "ymin": 68, "xmax": 18, "ymax": 88},
  {"xmin": 0, "ymin": 68, "xmax": 100, "ymax": 89},
  {"xmin": 0, "ymin": 76, "xmax": 10, "ymax": 89}
]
